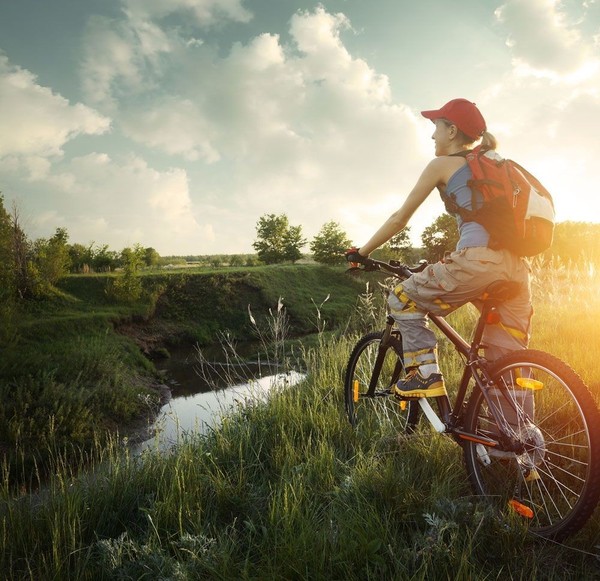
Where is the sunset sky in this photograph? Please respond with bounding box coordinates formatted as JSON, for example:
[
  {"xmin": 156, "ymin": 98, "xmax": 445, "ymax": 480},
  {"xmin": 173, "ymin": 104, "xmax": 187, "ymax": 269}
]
[{"xmin": 0, "ymin": 0, "xmax": 598, "ymax": 255}]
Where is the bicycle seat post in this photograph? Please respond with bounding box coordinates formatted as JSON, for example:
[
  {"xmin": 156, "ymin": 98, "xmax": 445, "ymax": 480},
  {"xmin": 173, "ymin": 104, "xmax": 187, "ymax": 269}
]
[
  {"xmin": 470, "ymin": 280, "xmax": 521, "ymax": 360},
  {"xmin": 470, "ymin": 302, "xmax": 498, "ymax": 360}
]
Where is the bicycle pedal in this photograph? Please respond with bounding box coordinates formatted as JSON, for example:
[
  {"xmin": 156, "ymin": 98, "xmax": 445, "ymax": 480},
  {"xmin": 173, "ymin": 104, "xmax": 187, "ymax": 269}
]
[{"xmin": 524, "ymin": 468, "xmax": 541, "ymax": 482}]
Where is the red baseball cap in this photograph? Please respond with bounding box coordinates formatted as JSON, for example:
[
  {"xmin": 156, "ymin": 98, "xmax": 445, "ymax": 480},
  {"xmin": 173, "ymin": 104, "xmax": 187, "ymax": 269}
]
[{"xmin": 421, "ymin": 98, "xmax": 486, "ymax": 140}]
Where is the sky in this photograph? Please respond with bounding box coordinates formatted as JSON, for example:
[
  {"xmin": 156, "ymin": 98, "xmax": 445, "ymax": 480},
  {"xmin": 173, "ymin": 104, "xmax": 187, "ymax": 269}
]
[{"xmin": 0, "ymin": 0, "xmax": 599, "ymax": 256}]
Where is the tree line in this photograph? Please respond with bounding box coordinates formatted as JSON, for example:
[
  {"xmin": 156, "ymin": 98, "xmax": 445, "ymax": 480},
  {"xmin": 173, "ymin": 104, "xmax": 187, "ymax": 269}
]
[
  {"xmin": 0, "ymin": 195, "xmax": 161, "ymax": 302},
  {"xmin": 1, "ymin": 192, "xmax": 598, "ymax": 309},
  {"xmin": 252, "ymin": 212, "xmax": 600, "ymax": 267}
]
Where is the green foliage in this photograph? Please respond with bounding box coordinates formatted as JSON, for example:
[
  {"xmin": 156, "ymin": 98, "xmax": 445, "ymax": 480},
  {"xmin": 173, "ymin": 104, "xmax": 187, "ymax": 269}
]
[
  {"xmin": 253, "ymin": 214, "xmax": 307, "ymax": 264},
  {"xmin": 421, "ymin": 214, "xmax": 459, "ymax": 262},
  {"xmin": 30, "ymin": 227, "xmax": 72, "ymax": 292},
  {"xmin": 0, "ymin": 195, "xmax": 16, "ymax": 341},
  {"xmin": 310, "ymin": 220, "xmax": 352, "ymax": 265},
  {"xmin": 92, "ymin": 243, "xmax": 119, "ymax": 272},
  {"xmin": 143, "ymin": 247, "xmax": 160, "ymax": 267},
  {"xmin": 389, "ymin": 229, "xmax": 411, "ymax": 253},
  {"xmin": 282, "ymin": 224, "xmax": 306, "ymax": 263},
  {"xmin": 107, "ymin": 244, "xmax": 145, "ymax": 302}
]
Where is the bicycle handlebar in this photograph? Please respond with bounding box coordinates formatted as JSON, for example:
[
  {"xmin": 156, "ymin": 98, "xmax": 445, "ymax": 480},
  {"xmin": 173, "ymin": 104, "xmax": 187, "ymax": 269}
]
[{"xmin": 346, "ymin": 257, "xmax": 428, "ymax": 279}]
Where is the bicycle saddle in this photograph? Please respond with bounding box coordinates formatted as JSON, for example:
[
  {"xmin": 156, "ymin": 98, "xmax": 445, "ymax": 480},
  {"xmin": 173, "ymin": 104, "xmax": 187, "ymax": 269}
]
[{"xmin": 481, "ymin": 280, "xmax": 522, "ymax": 302}]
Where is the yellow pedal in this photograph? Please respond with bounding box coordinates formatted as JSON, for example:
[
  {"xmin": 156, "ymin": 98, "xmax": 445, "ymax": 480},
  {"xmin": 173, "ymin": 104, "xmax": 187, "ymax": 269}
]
[
  {"xmin": 353, "ymin": 380, "xmax": 359, "ymax": 402},
  {"xmin": 399, "ymin": 401, "xmax": 407, "ymax": 411},
  {"xmin": 516, "ymin": 377, "xmax": 544, "ymax": 391}
]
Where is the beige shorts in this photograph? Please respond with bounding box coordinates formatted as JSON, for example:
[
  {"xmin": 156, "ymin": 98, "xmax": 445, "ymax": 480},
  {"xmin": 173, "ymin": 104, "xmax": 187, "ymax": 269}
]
[{"xmin": 395, "ymin": 247, "xmax": 532, "ymax": 354}]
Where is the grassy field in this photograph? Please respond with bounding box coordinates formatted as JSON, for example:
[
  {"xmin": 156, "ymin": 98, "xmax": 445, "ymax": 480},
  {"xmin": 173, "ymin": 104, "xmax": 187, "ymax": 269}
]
[
  {"xmin": 0, "ymin": 265, "xmax": 364, "ymax": 484},
  {"xmin": 1, "ymin": 261, "xmax": 600, "ymax": 579}
]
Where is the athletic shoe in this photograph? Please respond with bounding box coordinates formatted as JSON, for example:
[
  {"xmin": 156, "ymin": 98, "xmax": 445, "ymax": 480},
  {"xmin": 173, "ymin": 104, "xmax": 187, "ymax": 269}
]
[{"xmin": 394, "ymin": 369, "xmax": 447, "ymax": 398}]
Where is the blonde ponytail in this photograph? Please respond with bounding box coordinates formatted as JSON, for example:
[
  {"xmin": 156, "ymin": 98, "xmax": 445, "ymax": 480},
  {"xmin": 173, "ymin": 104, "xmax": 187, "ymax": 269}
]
[{"xmin": 480, "ymin": 131, "xmax": 497, "ymax": 151}]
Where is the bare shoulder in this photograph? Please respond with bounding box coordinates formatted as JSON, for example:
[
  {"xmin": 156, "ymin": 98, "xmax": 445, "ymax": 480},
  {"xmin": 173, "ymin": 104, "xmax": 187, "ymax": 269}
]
[{"xmin": 422, "ymin": 155, "xmax": 466, "ymax": 186}]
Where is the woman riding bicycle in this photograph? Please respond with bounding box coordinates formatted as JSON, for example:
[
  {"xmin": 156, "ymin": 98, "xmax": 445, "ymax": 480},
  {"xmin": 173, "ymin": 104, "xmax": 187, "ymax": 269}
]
[{"xmin": 346, "ymin": 98, "xmax": 532, "ymax": 399}]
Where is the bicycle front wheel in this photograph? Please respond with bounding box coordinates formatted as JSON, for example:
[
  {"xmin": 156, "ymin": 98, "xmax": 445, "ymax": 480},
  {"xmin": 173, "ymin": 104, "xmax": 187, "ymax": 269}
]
[
  {"xmin": 463, "ymin": 349, "xmax": 600, "ymax": 540},
  {"xmin": 344, "ymin": 331, "xmax": 417, "ymax": 435}
]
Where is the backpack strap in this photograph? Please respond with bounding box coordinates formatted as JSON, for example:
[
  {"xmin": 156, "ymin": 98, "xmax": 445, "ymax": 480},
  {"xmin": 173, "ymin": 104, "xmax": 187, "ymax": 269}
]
[{"xmin": 443, "ymin": 149, "xmax": 478, "ymax": 219}]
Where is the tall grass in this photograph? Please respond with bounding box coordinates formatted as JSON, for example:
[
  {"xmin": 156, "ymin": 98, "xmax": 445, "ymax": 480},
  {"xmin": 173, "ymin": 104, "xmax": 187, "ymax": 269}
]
[{"xmin": 1, "ymin": 262, "xmax": 600, "ymax": 579}]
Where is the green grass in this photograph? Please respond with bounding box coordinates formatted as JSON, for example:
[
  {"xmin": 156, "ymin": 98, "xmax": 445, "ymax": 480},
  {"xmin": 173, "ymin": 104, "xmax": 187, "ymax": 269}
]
[
  {"xmin": 1, "ymin": 261, "xmax": 600, "ymax": 579},
  {"xmin": 2, "ymin": 331, "xmax": 598, "ymax": 579},
  {"xmin": 0, "ymin": 265, "xmax": 365, "ymax": 485}
]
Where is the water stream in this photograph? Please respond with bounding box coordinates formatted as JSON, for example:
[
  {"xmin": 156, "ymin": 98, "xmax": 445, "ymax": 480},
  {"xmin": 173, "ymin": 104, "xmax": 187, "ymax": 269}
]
[{"xmin": 136, "ymin": 344, "xmax": 304, "ymax": 452}]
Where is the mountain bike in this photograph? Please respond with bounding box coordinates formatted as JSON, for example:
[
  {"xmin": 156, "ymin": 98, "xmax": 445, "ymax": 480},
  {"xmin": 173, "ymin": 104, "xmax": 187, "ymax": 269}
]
[{"xmin": 344, "ymin": 257, "xmax": 600, "ymax": 540}]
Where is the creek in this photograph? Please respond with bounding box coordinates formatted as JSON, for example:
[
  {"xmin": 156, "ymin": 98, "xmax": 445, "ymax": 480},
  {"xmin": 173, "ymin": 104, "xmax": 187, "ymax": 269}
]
[{"xmin": 135, "ymin": 343, "xmax": 304, "ymax": 453}]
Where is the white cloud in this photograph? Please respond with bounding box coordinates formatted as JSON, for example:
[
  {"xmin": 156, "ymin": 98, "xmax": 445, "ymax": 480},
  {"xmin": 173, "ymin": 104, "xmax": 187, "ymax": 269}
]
[
  {"xmin": 17, "ymin": 152, "xmax": 214, "ymax": 254},
  {"xmin": 81, "ymin": 15, "xmax": 165, "ymax": 108},
  {"xmin": 120, "ymin": 97, "xmax": 220, "ymax": 162},
  {"xmin": 481, "ymin": 0, "xmax": 600, "ymax": 224},
  {"xmin": 81, "ymin": 0, "xmax": 252, "ymax": 107},
  {"xmin": 495, "ymin": 0, "xmax": 593, "ymax": 77},
  {"xmin": 94, "ymin": 6, "xmax": 427, "ymax": 249},
  {"xmin": 0, "ymin": 55, "xmax": 110, "ymax": 158},
  {"xmin": 123, "ymin": 0, "xmax": 252, "ymax": 28}
]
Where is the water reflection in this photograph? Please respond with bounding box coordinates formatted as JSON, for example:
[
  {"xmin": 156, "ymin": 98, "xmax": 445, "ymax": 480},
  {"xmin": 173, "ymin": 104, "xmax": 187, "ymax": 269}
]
[{"xmin": 137, "ymin": 370, "xmax": 304, "ymax": 453}]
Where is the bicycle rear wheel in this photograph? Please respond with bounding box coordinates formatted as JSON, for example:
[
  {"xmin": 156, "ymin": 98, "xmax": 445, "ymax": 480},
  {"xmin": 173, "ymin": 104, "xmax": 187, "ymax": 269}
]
[
  {"xmin": 463, "ymin": 349, "xmax": 600, "ymax": 540},
  {"xmin": 344, "ymin": 331, "xmax": 418, "ymax": 435}
]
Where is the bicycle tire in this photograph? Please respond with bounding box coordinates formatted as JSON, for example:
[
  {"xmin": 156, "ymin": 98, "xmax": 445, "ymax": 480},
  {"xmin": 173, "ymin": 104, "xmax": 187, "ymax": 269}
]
[
  {"xmin": 463, "ymin": 349, "xmax": 600, "ymax": 540},
  {"xmin": 344, "ymin": 331, "xmax": 418, "ymax": 434}
]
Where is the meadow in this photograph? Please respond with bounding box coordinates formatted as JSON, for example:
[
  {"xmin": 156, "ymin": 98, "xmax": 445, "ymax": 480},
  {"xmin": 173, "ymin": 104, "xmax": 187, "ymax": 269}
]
[{"xmin": 1, "ymin": 259, "xmax": 600, "ymax": 579}]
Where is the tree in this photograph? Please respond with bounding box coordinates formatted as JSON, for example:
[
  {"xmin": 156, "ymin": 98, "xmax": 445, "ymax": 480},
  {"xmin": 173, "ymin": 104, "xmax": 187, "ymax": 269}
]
[
  {"xmin": 253, "ymin": 214, "xmax": 306, "ymax": 264},
  {"xmin": 10, "ymin": 202, "xmax": 30, "ymax": 298},
  {"xmin": 371, "ymin": 227, "xmax": 420, "ymax": 263},
  {"xmin": 283, "ymin": 224, "xmax": 307, "ymax": 263},
  {"xmin": 143, "ymin": 247, "xmax": 160, "ymax": 268},
  {"xmin": 421, "ymin": 214, "xmax": 459, "ymax": 262},
  {"xmin": 0, "ymin": 195, "xmax": 16, "ymax": 341},
  {"xmin": 390, "ymin": 229, "xmax": 412, "ymax": 255},
  {"xmin": 109, "ymin": 244, "xmax": 145, "ymax": 302},
  {"xmin": 0, "ymin": 195, "xmax": 14, "ymax": 296},
  {"xmin": 310, "ymin": 221, "xmax": 352, "ymax": 265},
  {"xmin": 92, "ymin": 244, "xmax": 118, "ymax": 272},
  {"xmin": 69, "ymin": 243, "xmax": 95, "ymax": 273},
  {"xmin": 33, "ymin": 227, "xmax": 71, "ymax": 286},
  {"xmin": 228, "ymin": 254, "xmax": 243, "ymax": 267}
]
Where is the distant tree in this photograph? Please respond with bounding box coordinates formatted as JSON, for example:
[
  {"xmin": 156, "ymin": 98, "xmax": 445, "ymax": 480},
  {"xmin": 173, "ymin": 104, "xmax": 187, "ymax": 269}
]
[
  {"xmin": 0, "ymin": 195, "xmax": 16, "ymax": 341},
  {"xmin": 310, "ymin": 221, "xmax": 352, "ymax": 265},
  {"xmin": 10, "ymin": 202, "xmax": 30, "ymax": 298},
  {"xmin": 108, "ymin": 244, "xmax": 145, "ymax": 302},
  {"xmin": 143, "ymin": 247, "xmax": 160, "ymax": 268},
  {"xmin": 210, "ymin": 255, "xmax": 223, "ymax": 268},
  {"xmin": 283, "ymin": 224, "xmax": 307, "ymax": 263},
  {"xmin": 0, "ymin": 195, "xmax": 14, "ymax": 296},
  {"xmin": 69, "ymin": 243, "xmax": 95, "ymax": 273},
  {"xmin": 390, "ymin": 229, "xmax": 411, "ymax": 255},
  {"xmin": 253, "ymin": 214, "xmax": 306, "ymax": 264},
  {"xmin": 92, "ymin": 244, "xmax": 118, "ymax": 272},
  {"xmin": 33, "ymin": 227, "xmax": 71, "ymax": 287},
  {"xmin": 421, "ymin": 214, "xmax": 459, "ymax": 262},
  {"xmin": 371, "ymin": 227, "xmax": 419, "ymax": 263},
  {"xmin": 228, "ymin": 254, "xmax": 243, "ymax": 267}
]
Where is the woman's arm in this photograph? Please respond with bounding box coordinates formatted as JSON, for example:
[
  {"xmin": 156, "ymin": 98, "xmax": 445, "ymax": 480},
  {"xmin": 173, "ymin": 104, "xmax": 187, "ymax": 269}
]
[{"xmin": 358, "ymin": 158, "xmax": 447, "ymax": 256}]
